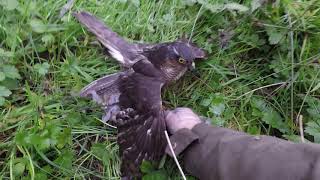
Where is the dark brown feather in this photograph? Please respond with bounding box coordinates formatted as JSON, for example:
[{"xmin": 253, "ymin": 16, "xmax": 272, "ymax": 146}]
[
  {"xmin": 117, "ymin": 110, "xmax": 166, "ymax": 179},
  {"xmin": 115, "ymin": 61, "xmax": 167, "ymax": 178},
  {"xmin": 73, "ymin": 11, "xmax": 142, "ymax": 67}
]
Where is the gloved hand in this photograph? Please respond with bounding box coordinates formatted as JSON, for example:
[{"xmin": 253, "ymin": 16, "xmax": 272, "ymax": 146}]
[{"xmin": 165, "ymin": 107, "xmax": 201, "ymax": 134}]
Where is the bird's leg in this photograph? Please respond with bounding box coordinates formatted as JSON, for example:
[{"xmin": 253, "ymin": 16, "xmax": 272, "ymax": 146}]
[
  {"xmin": 114, "ymin": 108, "xmax": 137, "ymax": 126},
  {"xmin": 102, "ymin": 93, "xmax": 121, "ymax": 123},
  {"xmin": 118, "ymin": 108, "xmax": 135, "ymax": 119}
]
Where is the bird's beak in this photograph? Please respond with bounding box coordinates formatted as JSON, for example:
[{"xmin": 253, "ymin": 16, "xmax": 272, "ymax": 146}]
[{"xmin": 188, "ymin": 62, "xmax": 196, "ymax": 71}]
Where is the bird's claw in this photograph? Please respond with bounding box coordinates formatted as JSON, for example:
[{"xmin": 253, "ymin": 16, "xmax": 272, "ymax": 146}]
[{"xmin": 116, "ymin": 108, "xmax": 137, "ymax": 120}]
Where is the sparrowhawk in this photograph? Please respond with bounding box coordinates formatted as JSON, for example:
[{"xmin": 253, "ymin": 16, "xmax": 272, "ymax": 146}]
[{"xmin": 74, "ymin": 11, "xmax": 206, "ymax": 179}]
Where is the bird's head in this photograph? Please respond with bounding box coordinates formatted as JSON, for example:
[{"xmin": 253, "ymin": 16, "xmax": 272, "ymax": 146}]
[
  {"xmin": 145, "ymin": 39, "xmax": 207, "ymax": 81},
  {"xmin": 170, "ymin": 40, "xmax": 207, "ymax": 70}
]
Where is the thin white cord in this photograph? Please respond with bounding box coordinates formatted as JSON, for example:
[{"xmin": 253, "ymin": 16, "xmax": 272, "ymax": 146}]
[{"xmin": 164, "ymin": 130, "xmax": 186, "ymax": 180}]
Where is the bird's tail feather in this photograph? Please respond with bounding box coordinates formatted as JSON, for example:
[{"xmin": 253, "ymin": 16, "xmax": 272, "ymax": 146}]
[
  {"xmin": 80, "ymin": 70, "xmax": 132, "ymax": 121},
  {"xmin": 73, "ymin": 11, "xmax": 138, "ymax": 67}
]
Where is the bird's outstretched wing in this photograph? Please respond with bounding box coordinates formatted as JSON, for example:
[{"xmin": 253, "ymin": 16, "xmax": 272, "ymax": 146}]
[
  {"xmin": 80, "ymin": 69, "xmax": 167, "ymax": 179},
  {"xmin": 116, "ymin": 71, "xmax": 167, "ymax": 179},
  {"xmin": 79, "ymin": 70, "xmax": 133, "ymax": 121},
  {"xmin": 73, "ymin": 11, "xmax": 143, "ymax": 67}
]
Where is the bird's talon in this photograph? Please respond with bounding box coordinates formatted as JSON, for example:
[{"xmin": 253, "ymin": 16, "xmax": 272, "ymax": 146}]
[{"xmin": 125, "ymin": 108, "xmax": 134, "ymax": 113}]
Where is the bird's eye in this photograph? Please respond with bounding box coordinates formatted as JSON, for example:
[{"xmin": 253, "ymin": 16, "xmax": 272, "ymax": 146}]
[{"xmin": 178, "ymin": 57, "xmax": 186, "ymax": 64}]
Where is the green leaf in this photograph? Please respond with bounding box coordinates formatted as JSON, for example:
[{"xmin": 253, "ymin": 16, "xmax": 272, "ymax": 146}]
[
  {"xmin": 30, "ymin": 19, "xmax": 47, "ymax": 33},
  {"xmin": 0, "ymin": 78, "xmax": 19, "ymax": 89},
  {"xmin": 269, "ymin": 32, "xmax": 282, "ymax": 44},
  {"xmin": 252, "ymin": 108, "xmax": 262, "ymax": 117},
  {"xmin": 266, "ymin": 28, "xmax": 285, "ymax": 45},
  {"xmin": 262, "ymin": 110, "xmax": 289, "ymax": 133},
  {"xmin": 0, "ymin": 0, "xmax": 19, "ymax": 10},
  {"xmin": 200, "ymin": 98, "xmax": 211, "ymax": 107},
  {"xmin": 91, "ymin": 143, "xmax": 111, "ymax": 165},
  {"xmin": 41, "ymin": 34, "xmax": 55, "ymax": 47},
  {"xmin": 186, "ymin": 176, "xmax": 197, "ymax": 180},
  {"xmin": 0, "ymin": 71, "xmax": 5, "ymax": 81},
  {"xmin": 307, "ymin": 108, "xmax": 320, "ymax": 120},
  {"xmin": 0, "ymin": 86, "xmax": 12, "ymax": 97},
  {"xmin": 305, "ymin": 121, "xmax": 320, "ymax": 143},
  {"xmin": 130, "ymin": 0, "xmax": 140, "ymax": 7},
  {"xmin": 66, "ymin": 112, "xmax": 81, "ymax": 125},
  {"xmin": 140, "ymin": 160, "xmax": 155, "ymax": 173},
  {"xmin": 42, "ymin": 165, "xmax": 53, "ymax": 174},
  {"xmin": 30, "ymin": 134, "xmax": 51, "ymax": 150},
  {"xmin": 34, "ymin": 62, "xmax": 50, "ymax": 76},
  {"xmin": 2, "ymin": 65, "xmax": 21, "ymax": 79},
  {"xmin": 181, "ymin": 0, "xmax": 197, "ymax": 6},
  {"xmin": 15, "ymin": 131, "xmax": 33, "ymax": 147},
  {"xmin": 56, "ymin": 128, "xmax": 71, "ymax": 148},
  {"xmin": 142, "ymin": 170, "xmax": 167, "ymax": 180},
  {"xmin": 0, "ymin": 48, "xmax": 13, "ymax": 57},
  {"xmin": 30, "ymin": 19, "xmax": 65, "ymax": 33},
  {"xmin": 311, "ymin": 82, "xmax": 320, "ymax": 92},
  {"xmin": 304, "ymin": 96, "xmax": 320, "ymax": 142},
  {"xmin": 211, "ymin": 116, "xmax": 225, "ymax": 127},
  {"xmin": 303, "ymin": 96, "xmax": 320, "ymax": 120},
  {"xmin": 209, "ymin": 103, "xmax": 225, "ymax": 116},
  {"xmin": 34, "ymin": 173, "xmax": 47, "ymax": 180},
  {"xmin": 0, "ymin": 97, "xmax": 4, "ymax": 106},
  {"xmin": 162, "ymin": 14, "xmax": 173, "ymax": 23},
  {"xmin": 91, "ymin": 143, "xmax": 106, "ymax": 156},
  {"xmin": 247, "ymin": 125, "xmax": 260, "ymax": 135},
  {"xmin": 251, "ymin": 98, "xmax": 289, "ymax": 133},
  {"xmin": 13, "ymin": 162, "xmax": 25, "ymax": 176},
  {"xmin": 54, "ymin": 149, "xmax": 74, "ymax": 170},
  {"xmin": 251, "ymin": 98, "xmax": 267, "ymax": 112},
  {"xmin": 196, "ymin": 0, "xmax": 223, "ymax": 13}
]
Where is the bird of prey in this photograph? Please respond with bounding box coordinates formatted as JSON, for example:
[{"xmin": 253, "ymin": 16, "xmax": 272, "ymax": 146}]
[{"xmin": 74, "ymin": 11, "xmax": 206, "ymax": 179}]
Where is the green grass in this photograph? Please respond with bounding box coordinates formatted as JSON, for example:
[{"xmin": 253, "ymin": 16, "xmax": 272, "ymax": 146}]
[{"xmin": 1, "ymin": 0, "xmax": 320, "ymax": 179}]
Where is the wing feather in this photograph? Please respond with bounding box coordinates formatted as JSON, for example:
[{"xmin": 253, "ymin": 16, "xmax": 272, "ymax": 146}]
[
  {"xmin": 117, "ymin": 111, "xmax": 166, "ymax": 178},
  {"xmin": 80, "ymin": 70, "xmax": 133, "ymax": 121},
  {"xmin": 116, "ymin": 70, "xmax": 167, "ymax": 178},
  {"xmin": 73, "ymin": 11, "xmax": 140, "ymax": 67}
]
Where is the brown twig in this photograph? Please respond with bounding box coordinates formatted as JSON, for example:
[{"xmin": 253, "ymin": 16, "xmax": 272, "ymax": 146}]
[{"xmin": 298, "ymin": 115, "xmax": 305, "ymax": 143}]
